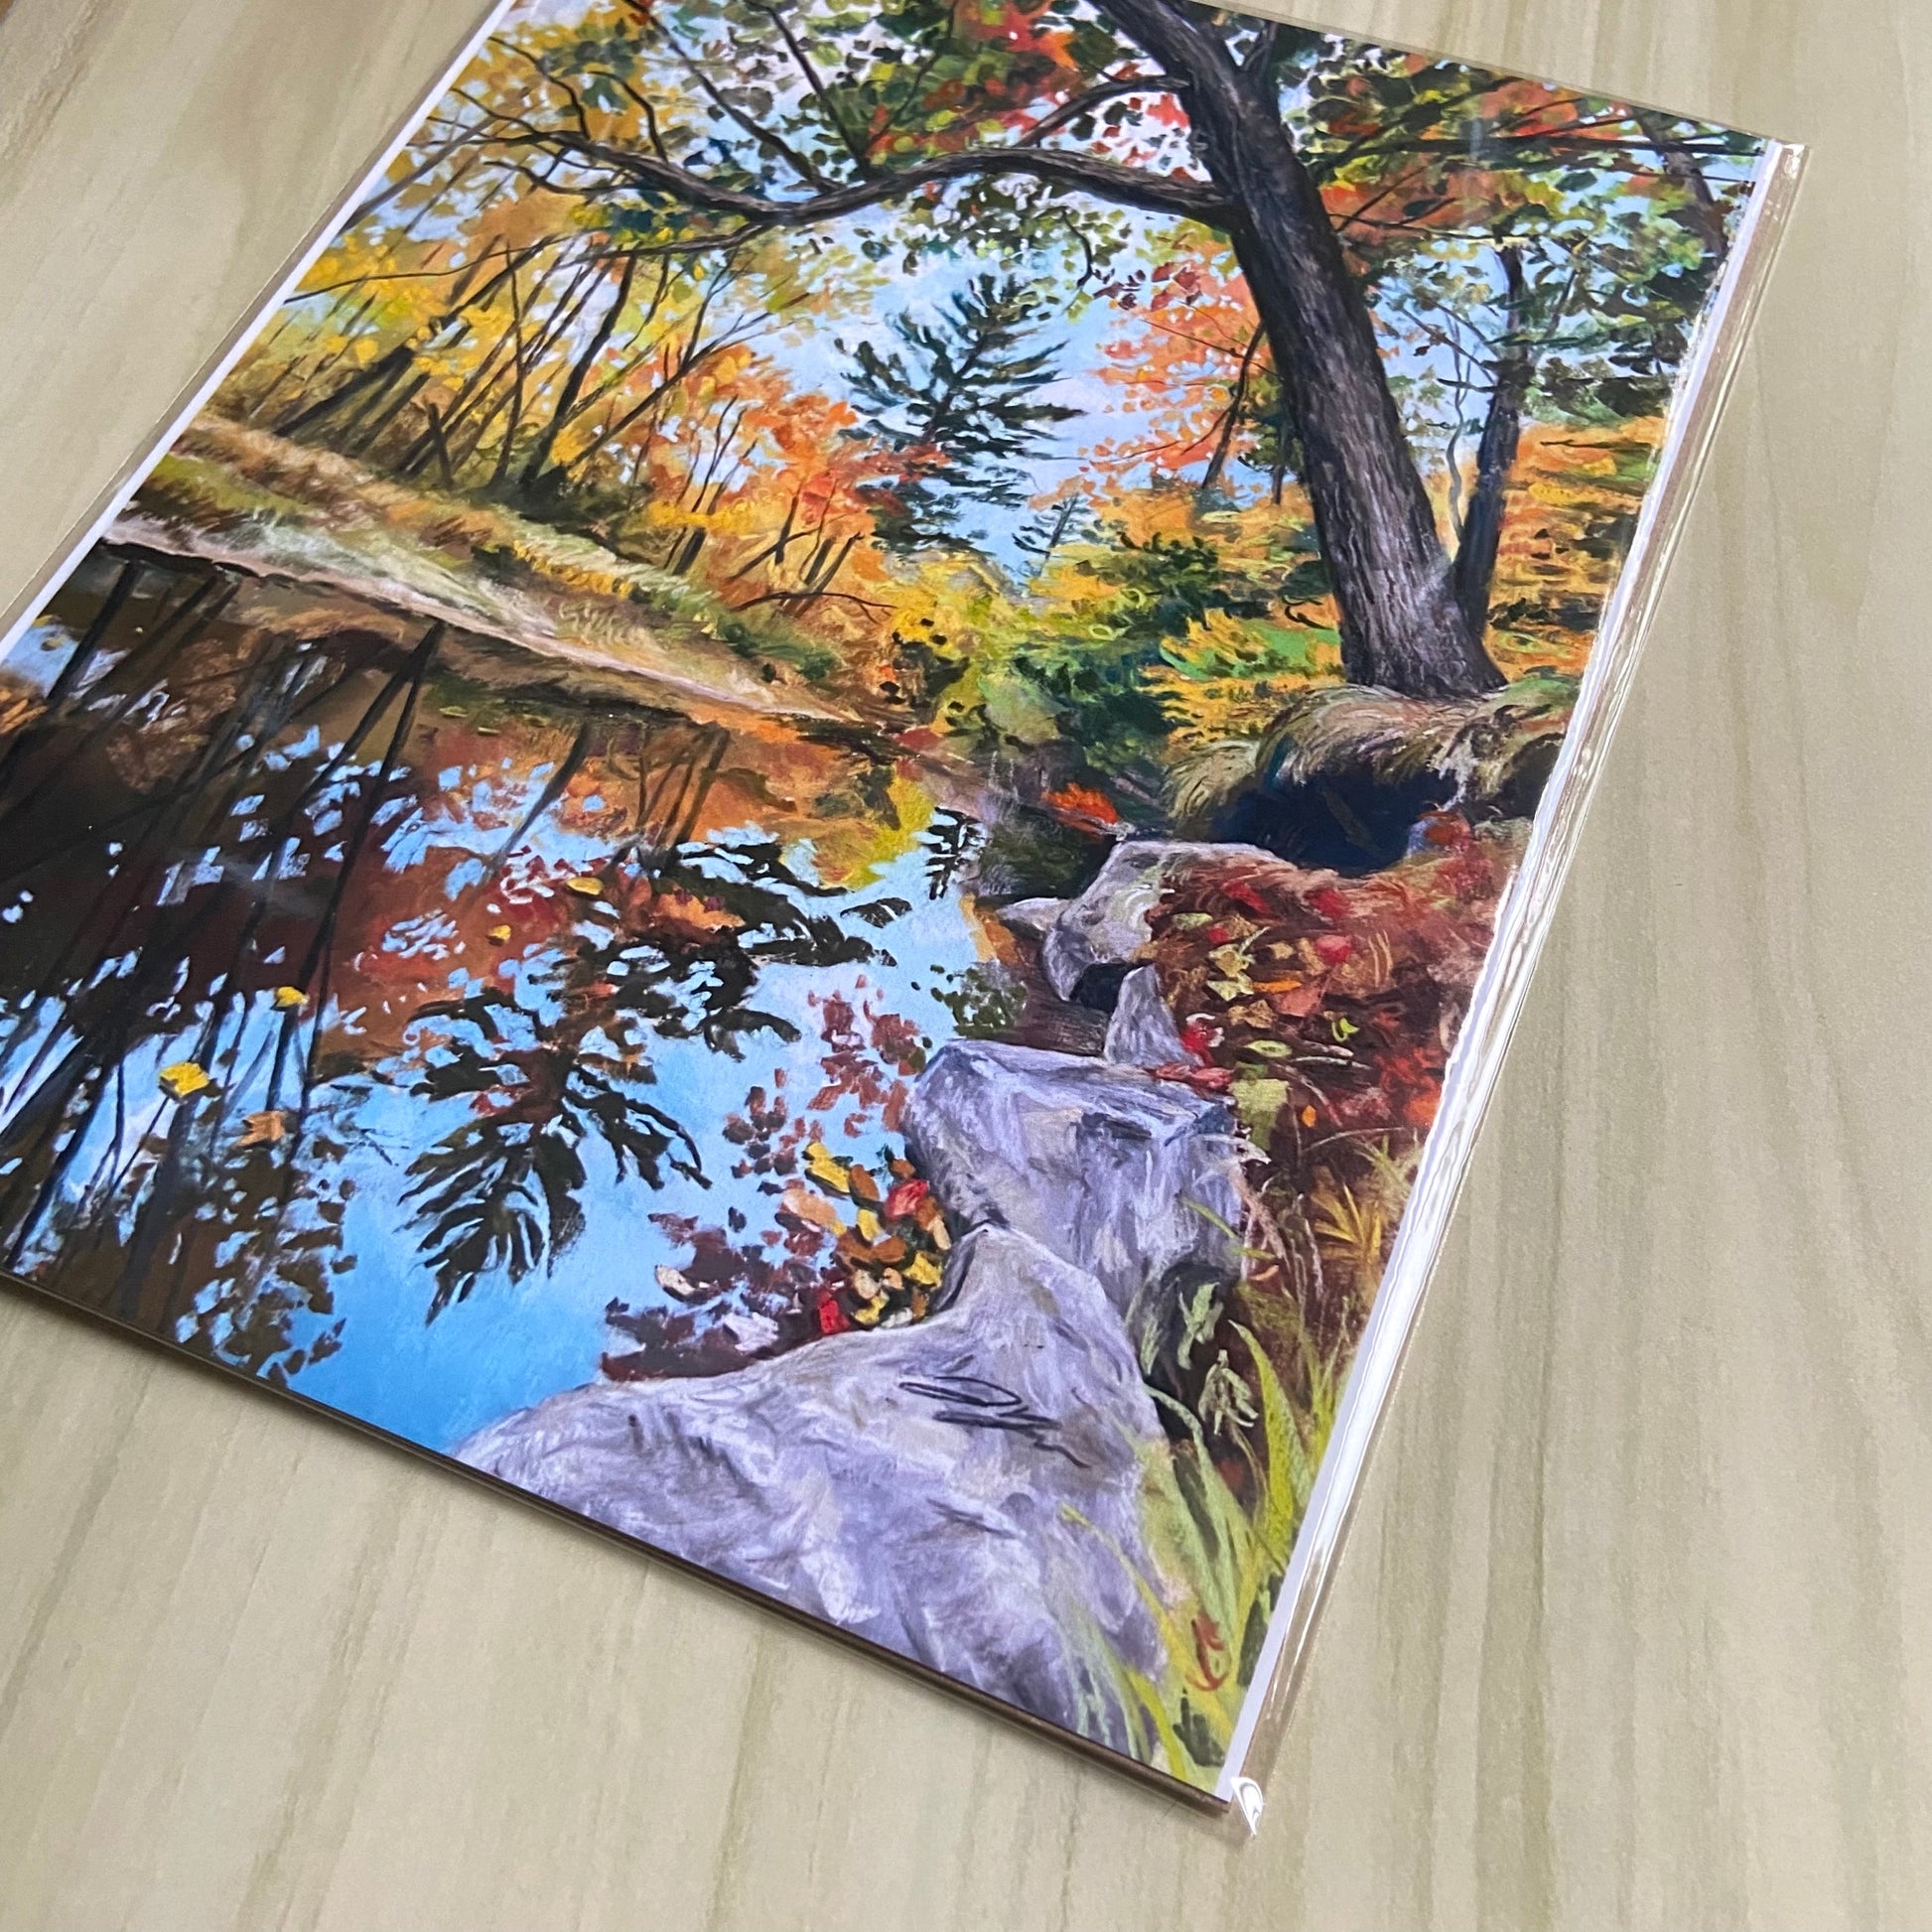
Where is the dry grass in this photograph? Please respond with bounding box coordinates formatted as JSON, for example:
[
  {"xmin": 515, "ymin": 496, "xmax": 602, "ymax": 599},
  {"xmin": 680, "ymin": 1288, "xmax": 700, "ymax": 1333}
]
[{"xmin": 1169, "ymin": 670, "xmax": 1577, "ymax": 825}]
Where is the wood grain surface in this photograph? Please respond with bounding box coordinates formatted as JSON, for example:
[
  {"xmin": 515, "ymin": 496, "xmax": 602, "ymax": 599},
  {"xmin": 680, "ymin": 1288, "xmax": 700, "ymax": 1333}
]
[{"xmin": 1, "ymin": 1, "xmax": 1925, "ymax": 1926}]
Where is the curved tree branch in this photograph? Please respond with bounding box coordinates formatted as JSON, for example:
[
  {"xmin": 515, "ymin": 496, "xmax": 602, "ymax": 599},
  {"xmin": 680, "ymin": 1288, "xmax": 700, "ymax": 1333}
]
[
  {"xmin": 1015, "ymin": 74, "xmax": 1185, "ymax": 146},
  {"xmin": 490, "ymin": 121, "xmax": 1230, "ymax": 226}
]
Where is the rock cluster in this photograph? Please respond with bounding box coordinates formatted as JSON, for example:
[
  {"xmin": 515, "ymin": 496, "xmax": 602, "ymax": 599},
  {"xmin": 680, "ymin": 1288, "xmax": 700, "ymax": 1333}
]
[{"xmin": 460, "ymin": 842, "xmax": 1253, "ymax": 1743}]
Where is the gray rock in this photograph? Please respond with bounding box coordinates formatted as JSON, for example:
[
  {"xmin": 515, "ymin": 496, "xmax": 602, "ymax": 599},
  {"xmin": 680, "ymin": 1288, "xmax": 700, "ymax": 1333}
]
[
  {"xmin": 901, "ymin": 1038, "xmax": 1243, "ymax": 1330},
  {"xmin": 458, "ymin": 1226, "xmax": 1167, "ymax": 1750},
  {"xmin": 1104, "ymin": 965, "xmax": 1192, "ymax": 1070},
  {"xmin": 1041, "ymin": 839, "xmax": 1281, "ymax": 1001},
  {"xmin": 998, "ymin": 895, "xmax": 1067, "ymax": 938}
]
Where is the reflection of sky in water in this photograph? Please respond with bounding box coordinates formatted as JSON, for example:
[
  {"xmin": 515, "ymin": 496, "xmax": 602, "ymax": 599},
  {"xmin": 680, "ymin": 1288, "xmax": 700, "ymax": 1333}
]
[
  {"xmin": 5, "ymin": 621, "xmax": 78, "ymax": 692},
  {"xmin": 0, "ymin": 608, "xmax": 993, "ymax": 1452},
  {"xmin": 297, "ymin": 834, "xmax": 986, "ymax": 1453},
  {"xmin": 0, "ymin": 606, "xmax": 991, "ymax": 1453}
]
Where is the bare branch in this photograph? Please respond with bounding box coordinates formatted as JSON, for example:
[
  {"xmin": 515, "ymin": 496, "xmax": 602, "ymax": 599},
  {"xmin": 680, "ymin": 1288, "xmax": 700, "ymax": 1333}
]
[
  {"xmin": 1016, "ymin": 74, "xmax": 1184, "ymax": 147},
  {"xmin": 492, "ymin": 122, "xmax": 1229, "ymax": 226}
]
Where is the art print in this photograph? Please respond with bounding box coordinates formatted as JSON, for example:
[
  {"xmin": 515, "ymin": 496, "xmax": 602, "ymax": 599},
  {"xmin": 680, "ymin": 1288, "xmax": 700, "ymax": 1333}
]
[{"xmin": 0, "ymin": 0, "xmax": 1777, "ymax": 1799}]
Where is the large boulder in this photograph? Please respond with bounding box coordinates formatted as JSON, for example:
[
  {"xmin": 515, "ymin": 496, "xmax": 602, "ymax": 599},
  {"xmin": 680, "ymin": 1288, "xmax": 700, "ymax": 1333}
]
[
  {"xmin": 1104, "ymin": 964, "xmax": 1192, "ymax": 1070},
  {"xmin": 997, "ymin": 895, "xmax": 1067, "ymax": 938},
  {"xmin": 1040, "ymin": 839, "xmax": 1284, "ymax": 1001},
  {"xmin": 458, "ymin": 1226, "xmax": 1167, "ymax": 1750},
  {"xmin": 901, "ymin": 1039, "xmax": 1243, "ymax": 1336}
]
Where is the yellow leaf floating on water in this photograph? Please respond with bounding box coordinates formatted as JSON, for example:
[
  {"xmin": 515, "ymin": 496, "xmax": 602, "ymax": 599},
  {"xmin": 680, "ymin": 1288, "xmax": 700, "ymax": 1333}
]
[
  {"xmin": 487, "ymin": 924, "xmax": 512, "ymax": 944},
  {"xmin": 905, "ymin": 1251, "xmax": 943, "ymax": 1289},
  {"xmin": 565, "ymin": 876, "xmax": 603, "ymax": 897},
  {"xmin": 855, "ymin": 1207, "xmax": 883, "ymax": 1243},
  {"xmin": 158, "ymin": 1060, "xmax": 210, "ymax": 1100},
  {"xmin": 803, "ymin": 1141, "xmax": 850, "ymax": 1194},
  {"xmin": 271, "ymin": 985, "xmax": 307, "ymax": 1011}
]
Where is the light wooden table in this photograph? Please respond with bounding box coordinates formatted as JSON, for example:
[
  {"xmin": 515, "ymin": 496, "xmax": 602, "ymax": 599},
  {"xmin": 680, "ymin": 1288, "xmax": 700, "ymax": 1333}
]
[{"xmin": 0, "ymin": 0, "xmax": 1925, "ymax": 1925}]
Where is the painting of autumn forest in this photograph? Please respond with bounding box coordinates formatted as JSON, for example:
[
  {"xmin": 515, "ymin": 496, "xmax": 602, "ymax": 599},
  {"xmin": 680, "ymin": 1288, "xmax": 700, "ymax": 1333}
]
[{"xmin": 0, "ymin": 0, "xmax": 1765, "ymax": 1789}]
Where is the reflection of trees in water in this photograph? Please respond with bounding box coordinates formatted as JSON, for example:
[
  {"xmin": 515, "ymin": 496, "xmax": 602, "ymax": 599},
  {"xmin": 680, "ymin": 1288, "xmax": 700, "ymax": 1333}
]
[
  {"xmin": 0, "ymin": 552, "xmax": 922, "ymax": 1374},
  {"xmin": 919, "ymin": 807, "xmax": 983, "ymax": 900},
  {"xmin": 0, "ymin": 554, "xmax": 445, "ymax": 1371},
  {"xmin": 403, "ymin": 840, "xmax": 907, "ymax": 1313}
]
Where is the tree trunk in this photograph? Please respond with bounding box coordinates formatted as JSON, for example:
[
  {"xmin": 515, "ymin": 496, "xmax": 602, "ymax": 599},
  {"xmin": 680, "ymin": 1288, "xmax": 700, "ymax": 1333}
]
[
  {"xmin": 1634, "ymin": 110, "xmax": 1729, "ymax": 256},
  {"xmin": 1097, "ymin": 0, "xmax": 1505, "ymax": 696},
  {"xmin": 518, "ymin": 253, "xmax": 638, "ymax": 499},
  {"xmin": 1196, "ymin": 325, "xmax": 1263, "ymax": 502},
  {"xmin": 1449, "ymin": 245, "xmax": 1533, "ymax": 641}
]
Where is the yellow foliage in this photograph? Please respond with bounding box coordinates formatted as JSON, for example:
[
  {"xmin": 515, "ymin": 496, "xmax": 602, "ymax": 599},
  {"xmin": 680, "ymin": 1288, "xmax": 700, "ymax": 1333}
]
[
  {"xmin": 1441, "ymin": 418, "xmax": 1664, "ymax": 678},
  {"xmin": 803, "ymin": 771, "xmax": 934, "ymax": 889},
  {"xmin": 1148, "ymin": 607, "xmax": 1343, "ymax": 752},
  {"xmin": 803, "ymin": 1141, "xmax": 851, "ymax": 1194}
]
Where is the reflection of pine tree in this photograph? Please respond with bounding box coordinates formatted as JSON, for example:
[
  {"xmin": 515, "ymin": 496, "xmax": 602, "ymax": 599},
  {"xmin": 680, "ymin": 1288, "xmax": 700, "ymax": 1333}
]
[
  {"xmin": 846, "ymin": 274, "xmax": 1078, "ymax": 551},
  {"xmin": 402, "ymin": 839, "xmax": 911, "ymax": 1315},
  {"xmin": 919, "ymin": 807, "xmax": 984, "ymax": 900}
]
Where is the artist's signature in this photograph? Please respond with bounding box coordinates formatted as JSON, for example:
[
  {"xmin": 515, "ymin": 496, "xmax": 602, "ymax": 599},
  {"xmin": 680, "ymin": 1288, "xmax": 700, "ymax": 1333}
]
[{"xmin": 897, "ymin": 1373, "xmax": 1085, "ymax": 1467}]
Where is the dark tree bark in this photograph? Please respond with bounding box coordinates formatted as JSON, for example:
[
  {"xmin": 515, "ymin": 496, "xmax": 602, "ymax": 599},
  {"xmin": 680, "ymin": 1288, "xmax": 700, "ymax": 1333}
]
[
  {"xmin": 1449, "ymin": 244, "xmax": 1533, "ymax": 642},
  {"xmin": 276, "ymin": 337, "xmax": 420, "ymax": 439},
  {"xmin": 1634, "ymin": 110, "xmax": 1728, "ymax": 256},
  {"xmin": 1094, "ymin": 0, "xmax": 1504, "ymax": 695}
]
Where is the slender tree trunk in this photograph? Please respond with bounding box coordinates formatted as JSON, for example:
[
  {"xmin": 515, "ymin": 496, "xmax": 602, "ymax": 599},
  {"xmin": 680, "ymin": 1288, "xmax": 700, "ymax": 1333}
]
[
  {"xmin": 1634, "ymin": 110, "xmax": 1728, "ymax": 256},
  {"xmin": 423, "ymin": 405, "xmax": 457, "ymax": 488},
  {"xmin": 1449, "ymin": 245, "xmax": 1533, "ymax": 641},
  {"xmin": 277, "ymin": 337, "xmax": 419, "ymax": 438},
  {"xmin": 1197, "ymin": 325, "xmax": 1263, "ymax": 502},
  {"xmin": 395, "ymin": 254, "xmax": 593, "ymax": 478},
  {"xmin": 490, "ymin": 259, "xmax": 533, "ymax": 488},
  {"xmin": 1097, "ymin": 0, "xmax": 1504, "ymax": 696},
  {"xmin": 273, "ymin": 242, "xmax": 541, "ymax": 441},
  {"xmin": 345, "ymin": 369, "xmax": 431, "ymax": 458},
  {"xmin": 518, "ymin": 253, "xmax": 639, "ymax": 498}
]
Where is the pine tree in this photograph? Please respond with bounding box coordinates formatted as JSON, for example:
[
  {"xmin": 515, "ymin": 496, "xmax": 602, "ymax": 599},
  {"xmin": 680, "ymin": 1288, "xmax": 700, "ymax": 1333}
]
[
  {"xmin": 846, "ymin": 274, "xmax": 1078, "ymax": 551},
  {"xmin": 1012, "ymin": 494, "xmax": 1098, "ymax": 581}
]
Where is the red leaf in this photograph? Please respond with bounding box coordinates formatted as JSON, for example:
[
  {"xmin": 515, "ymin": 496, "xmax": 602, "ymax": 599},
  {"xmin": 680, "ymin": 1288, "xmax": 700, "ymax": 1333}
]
[{"xmin": 884, "ymin": 1177, "xmax": 929, "ymax": 1221}]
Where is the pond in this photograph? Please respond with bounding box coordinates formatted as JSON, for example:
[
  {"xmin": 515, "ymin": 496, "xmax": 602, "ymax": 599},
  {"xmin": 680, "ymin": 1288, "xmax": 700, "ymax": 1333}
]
[{"xmin": 0, "ymin": 549, "xmax": 1042, "ymax": 1451}]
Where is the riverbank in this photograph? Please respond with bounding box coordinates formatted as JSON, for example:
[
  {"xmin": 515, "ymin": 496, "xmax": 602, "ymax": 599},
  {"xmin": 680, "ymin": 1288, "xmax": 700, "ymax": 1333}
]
[{"xmin": 111, "ymin": 416, "xmax": 871, "ymax": 730}]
